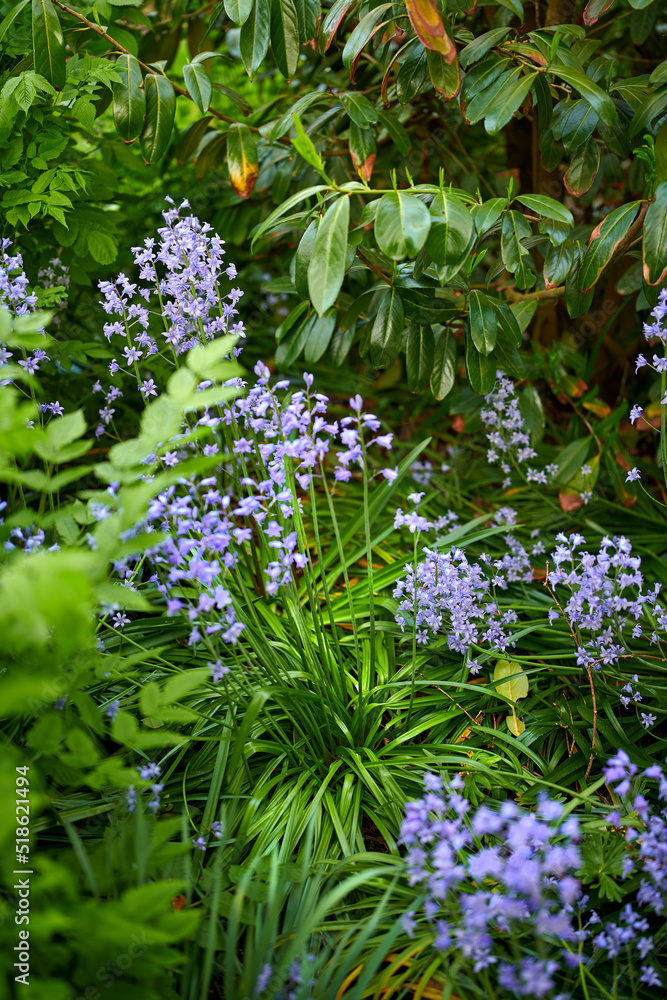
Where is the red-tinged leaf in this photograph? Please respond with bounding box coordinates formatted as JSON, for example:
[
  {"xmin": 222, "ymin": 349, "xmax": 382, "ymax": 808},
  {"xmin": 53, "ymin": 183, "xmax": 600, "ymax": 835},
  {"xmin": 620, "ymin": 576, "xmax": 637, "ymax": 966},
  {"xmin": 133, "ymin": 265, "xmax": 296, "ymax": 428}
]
[
  {"xmin": 227, "ymin": 123, "xmax": 258, "ymax": 199},
  {"xmin": 321, "ymin": 0, "xmax": 354, "ymax": 51},
  {"xmin": 426, "ymin": 49, "xmax": 460, "ymax": 99},
  {"xmin": 583, "ymin": 0, "xmax": 616, "ymax": 25},
  {"xmin": 564, "ymin": 137, "xmax": 600, "ymax": 197},
  {"xmin": 349, "ymin": 121, "xmax": 377, "ymax": 181},
  {"xmin": 558, "ymin": 492, "xmax": 584, "ymax": 513},
  {"xmin": 406, "ymin": 0, "xmax": 456, "ymax": 63},
  {"xmin": 578, "ymin": 202, "xmax": 640, "ymax": 292},
  {"xmin": 643, "ymin": 182, "xmax": 667, "ymax": 285}
]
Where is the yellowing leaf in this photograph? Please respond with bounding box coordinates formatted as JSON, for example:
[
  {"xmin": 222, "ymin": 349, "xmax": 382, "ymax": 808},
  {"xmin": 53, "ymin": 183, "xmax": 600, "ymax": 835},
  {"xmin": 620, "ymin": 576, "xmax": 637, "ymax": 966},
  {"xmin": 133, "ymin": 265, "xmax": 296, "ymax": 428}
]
[
  {"xmin": 494, "ymin": 659, "xmax": 529, "ymax": 702},
  {"xmin": 406, "ymin": 0, "xmax": 456, "ymax": 63},
  {"xmin": 506, "ymin": 713, "xmax": 525, "ymax": 736}
]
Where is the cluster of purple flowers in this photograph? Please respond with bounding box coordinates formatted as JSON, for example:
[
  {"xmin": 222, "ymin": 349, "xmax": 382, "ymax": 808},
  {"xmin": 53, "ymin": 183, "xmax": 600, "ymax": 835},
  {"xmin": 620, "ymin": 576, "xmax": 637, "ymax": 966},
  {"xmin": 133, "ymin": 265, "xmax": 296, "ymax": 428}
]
[
  {"xmin": 627, "ymin": 288, "xmax": 667, "ymax": 483},
  {"xmin": 481, "ymin": 373, "xmax": 559, "ymax": 489},
  {"xmin": 127, "ymin": 761, "xmax": 163, "ymax": 814},
  {"xmin": 393, "ymin": 542, "xmax": 519, "ymax": 658},
  {"xmin": 254, "ymin": 954, "xmax": 316, "ymax": 1000},
  {"xmin": 400, "ymin": 755, "xmax": 667, "ymax": 996},
  {"xmin": 140, "ymin": 365, "xmax": 397, "ymax": 646},
  {"xmin": 400, "ymin": 770, "xmax": 583, "ymax": 995},
  {"xmin": 546, "ymin": 533, "xmax": 664, "ymax": 724},
  {"xmin": 93, "ymin": 197, "xmax": 245, "ymax": 437},
  {"xmin": 0, "ymin": 239, "xmax": 51, "ymax": 384}
]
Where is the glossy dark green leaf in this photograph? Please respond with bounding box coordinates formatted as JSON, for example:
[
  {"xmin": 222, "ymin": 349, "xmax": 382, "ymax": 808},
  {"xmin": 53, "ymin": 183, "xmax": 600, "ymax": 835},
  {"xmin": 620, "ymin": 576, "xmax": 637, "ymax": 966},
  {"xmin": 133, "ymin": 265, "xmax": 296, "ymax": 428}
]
[
  {"xmin": 175, "ymin": 116, "xmax": 213, "ymax": 163},
  {"xmin": 578, "ymin": 202, "xmax": 640, "ymax": 292},
  {"xmin": 551, "ymin": 99, "xmax": 599, "ymax": 154},
  {"xmin": 271, "ymin": 0, "xmax": 299, "ymax": 78},
  {"xmin": 471, "ymin": 197, "xmax": 505, "ymax": 237},
  {"xmin": 426, "ymin": 49, "xmax": 460, "ymax": 100},
  {"xmin": 295, "ymin": 220, "xmax": 318, "ymax": 298},
  {"xmin": 396, "ymin": 46, "xmax": 429, "ymax": 104},
  {"xmin": 425, "ymin": 192, "xmax": 474, "ymax": 266},
  {"xmin": 342, "ymin": 3, "xmax": 393, "ymax": 71},
  {"xmin": 565, "ymin": 241, "xmax": 594, "ymax": 318},
  {"xmin": 643, "ymin": 181, "xmax": 667, "ymax": 285},
  {"xmin": 304, "ymin": 308, "xmax": 337, "ymax": 363},
  {"xmin": 583, "ymin": 0, "xmax": 616, "ymax": 25},
  {"xmin": 140, "ymin": 75, "xmax": 176, "ymax": 164},
  {"xmin": 483, "ymin": 68, "xmax": 536, "ymax": 136},
  {"xmin": 466, "ymin": 337, "xmax": 496, "ymax": 394},
  {"xmin": 464, "ymin": 67, "xmax": 513, "ymax": 124},
  {"xmin": 240, "ymin": 0, "xmax": 271, "ymax": 78},
  {"xmin": 112, "ymin": 54, "xmax": 145, "ymax": 143},
  {"xmin": 628, "ymin": 85, "xmax": 667, "ymax": 139},
  {"xmin": 32, "ymin": 0, "xmax": 65, "ymax": 90},
  {"xmin": 406, "ymin": 322, "xmax": 435, "ymax": 393},
  {"xmin": 459, "ymin": 27, "xmax": 511, "ymax": 69},
  {"xmin": 227, "ymin": 122, "xmax": 258, "ymax": 198},
  {"xmin": 564, "ymin": 137, "xmax": 600, "ymax": 197},
  {"xmin": 500, "ymin": 211, "xmax": 532, "ymax": 274},
  {"xmin": 550, "ymin": 65, "xmax": 617, "ymax": 125},
  {"xmin": 516, "ymin": 194, "xmax": 573, "ymax": 226},
  {"xmin": 370, "ymin": 286, "xmax": 405, "ymax": 368},
  {"xmin": 340, "ymin": 92, "xmax": 378, "ymax": 126},
  {"xmin": 394, "ymin": 275, "xmax": 459, "ymax": 324},
  {"xmin": 307, "ymin": 196, "xmax": 350, "ymax": 316},
  {"xmin": 544, "ymin": 240, "xmax": 574, "ymax": 289},
  {"xmin": 348, "ymin": 121, "xmax": 376, "ymax": 182},
  {"xmin": 493, "ymin": 324, "xmax": 526, "ymax": 379},
  {"xmin": 630, "ymin": 4, "xmax": 657, "ymax": 46},
  {"xmin": 376, "ymin": 109, "xmax": 411, "ymax": 155},
  {"xmin": 491, "ymin": 300, "xmax": 522, "ymax": 348},
  {"xmin": 431, "ymin": 327, "xmax": 456, "ymax": 400},
  {"xmin": 294, "ymin": 0, "xmax": 320, "ymax": 40},
  {"xmin": 375, "ymin": 192, "xmax": 431, "ymax": 261},
  {"xmin": 183, "ymin": 61, "xmax": 211, "ymax": 113},
  {"xmin": 468, "ymin": 289, "xmax": 497, "ymax": 356}
]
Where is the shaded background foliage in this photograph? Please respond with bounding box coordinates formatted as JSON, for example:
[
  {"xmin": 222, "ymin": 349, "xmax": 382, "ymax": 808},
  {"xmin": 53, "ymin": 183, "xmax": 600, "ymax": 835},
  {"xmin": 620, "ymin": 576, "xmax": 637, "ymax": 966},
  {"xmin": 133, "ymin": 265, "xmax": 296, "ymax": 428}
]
[{"xmin": 3, "ymin": 2, "xmax": 667, "ymax": 999}]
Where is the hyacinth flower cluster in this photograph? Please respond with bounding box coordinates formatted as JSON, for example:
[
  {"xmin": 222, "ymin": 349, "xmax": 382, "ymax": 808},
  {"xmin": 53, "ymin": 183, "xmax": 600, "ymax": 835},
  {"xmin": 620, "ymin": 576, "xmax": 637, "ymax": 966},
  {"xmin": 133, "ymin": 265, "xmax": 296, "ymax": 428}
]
[
  {"xmin": 126, "ymin": 761, "xmax": 163, "ymax": 814},
  {"xmin": 627, "ymin": 287, "xmax": 667, "ymax": 484},
  {"xmin": 0, "ymin": 240, "xmax": 53, "ymax": 390},
  {"xmin": 481, "ymin": 373, "xmax": 559, "ymax": 490},
  {"xmin": 392, "ymin": 503, "xmax": 532, "ymax": 667},
  {"xmin": 546, "ymin": 532, "xmax": 665, "ymax": 726},
  {"xmin": 134, "ymin": 365, "xmax": 397, "ymax": 657},
  {"xmin": 399, "ymin": 759, "xmax": 667, "ymax": 998},
  {"xmin": 92, "ymin": 197, "xmax": 246, "ymax": 438}
]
